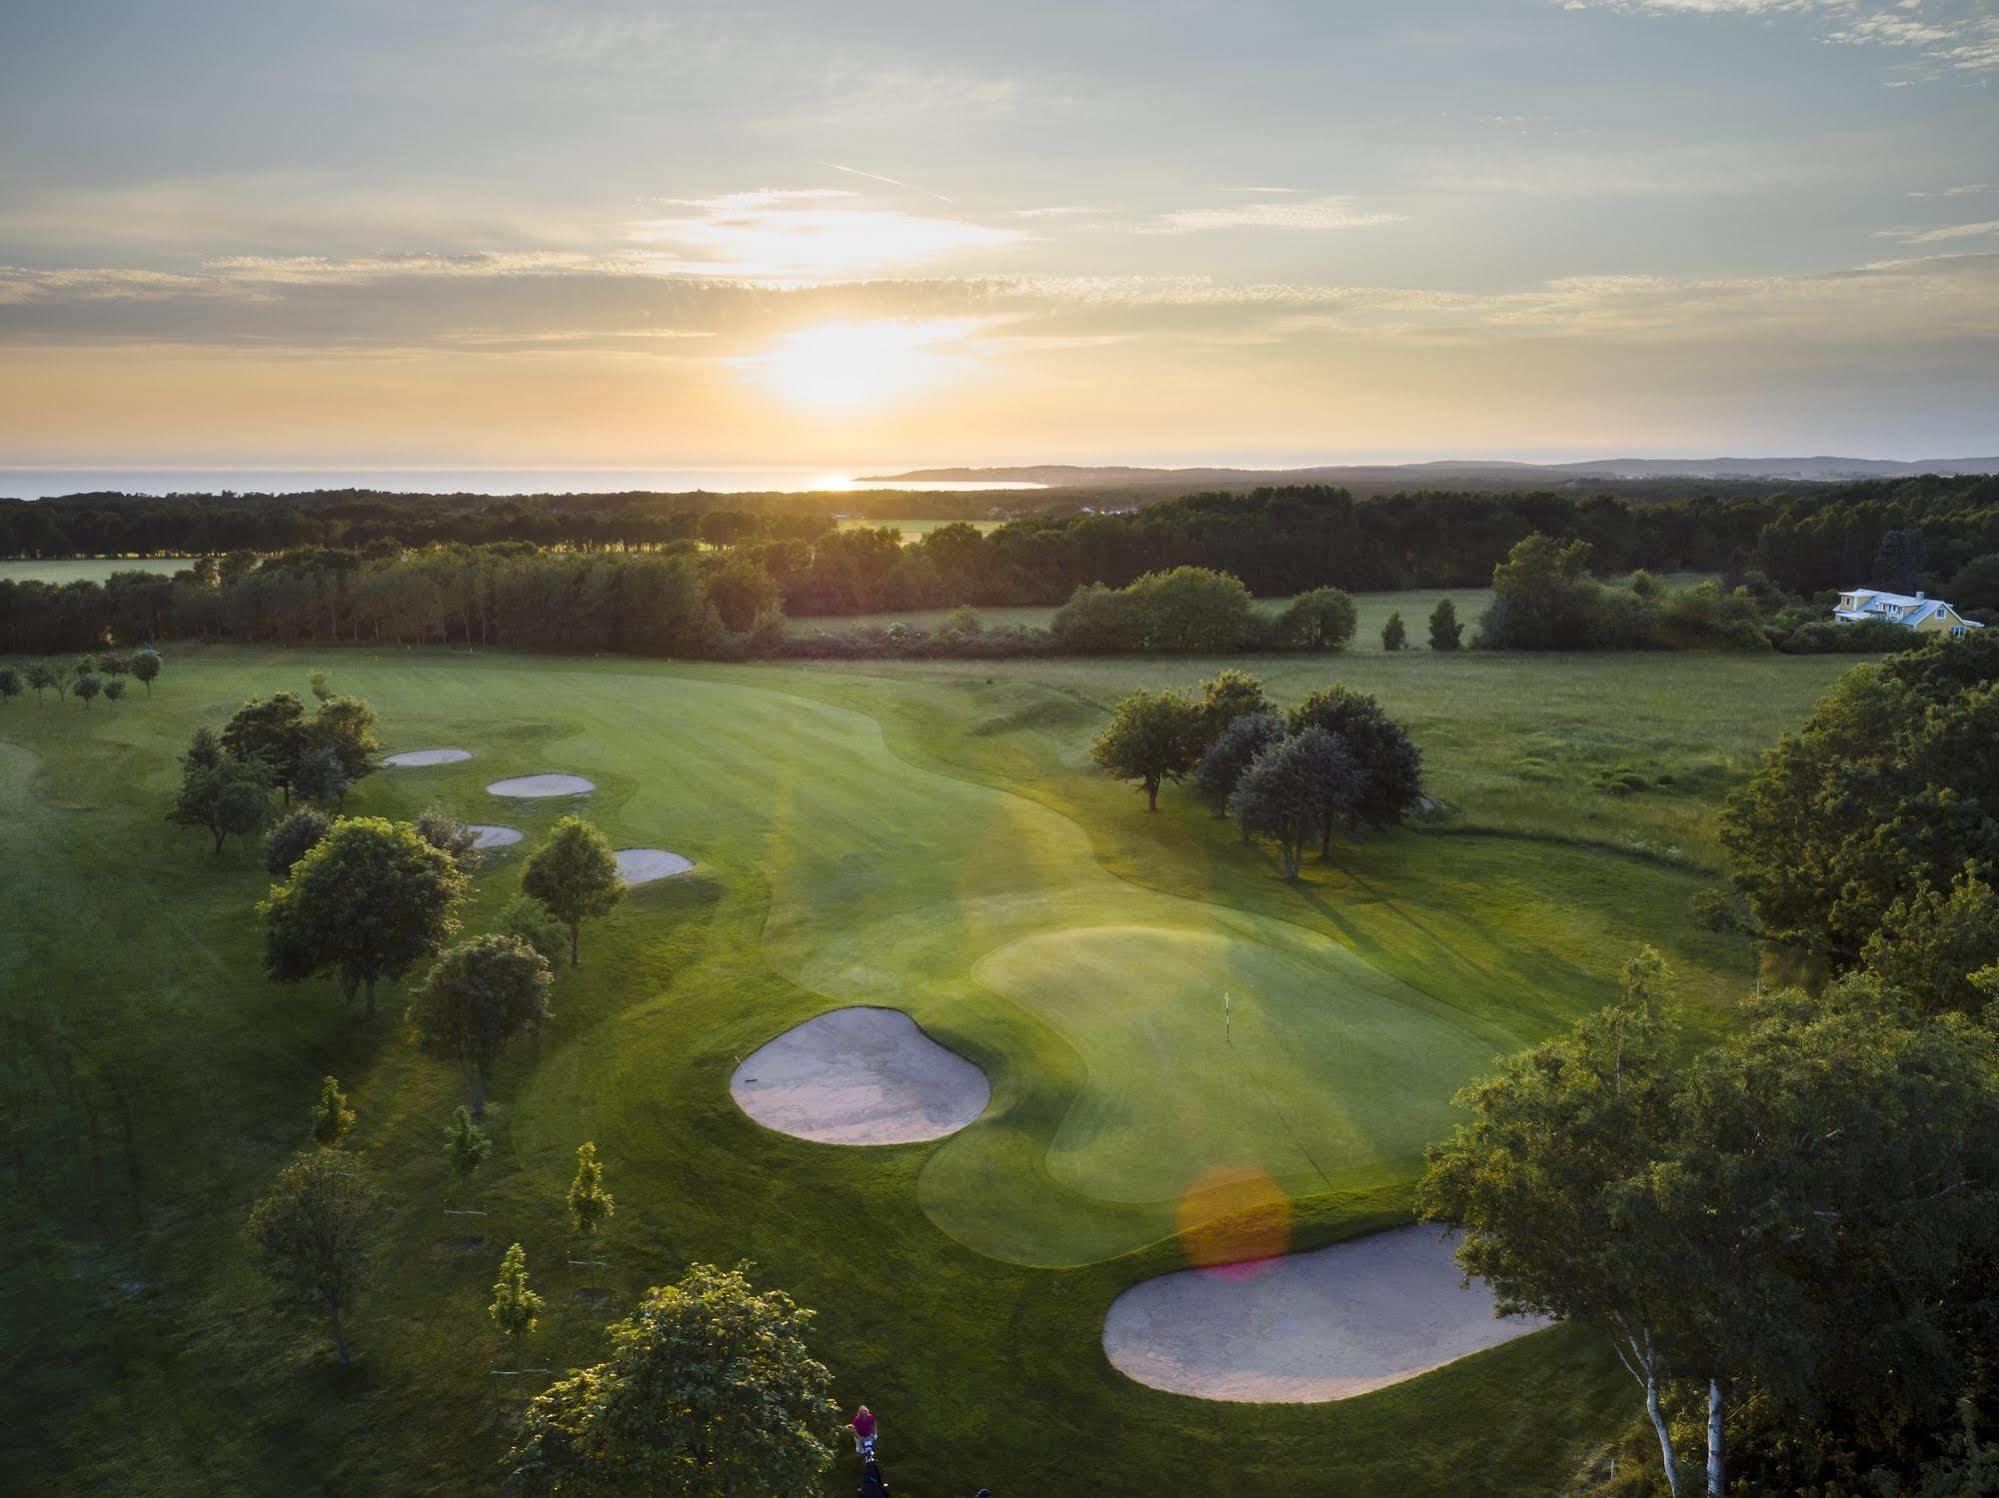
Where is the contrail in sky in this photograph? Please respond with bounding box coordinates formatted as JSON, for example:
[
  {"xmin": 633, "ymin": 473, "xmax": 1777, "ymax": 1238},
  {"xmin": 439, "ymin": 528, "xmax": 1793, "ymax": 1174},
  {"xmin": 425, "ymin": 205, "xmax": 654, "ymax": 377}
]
[{"xmin": 817, "ymin": 160, "xmax": 955, "ymax": 204}]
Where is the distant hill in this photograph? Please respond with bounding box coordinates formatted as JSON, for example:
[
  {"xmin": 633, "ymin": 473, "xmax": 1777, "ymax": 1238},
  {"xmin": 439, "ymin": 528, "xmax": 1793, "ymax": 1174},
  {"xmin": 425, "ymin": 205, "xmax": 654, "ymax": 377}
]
[{"xmin": 862, "ymin": 456, "xmax": 1999, "ymax": 492}]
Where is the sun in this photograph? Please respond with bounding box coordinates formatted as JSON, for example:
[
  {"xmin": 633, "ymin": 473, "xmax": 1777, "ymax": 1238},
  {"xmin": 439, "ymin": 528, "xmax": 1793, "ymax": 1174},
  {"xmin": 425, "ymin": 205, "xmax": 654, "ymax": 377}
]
[{"xmin": 747, "ymin": 318, "xmax": 982, "ymax": 413}]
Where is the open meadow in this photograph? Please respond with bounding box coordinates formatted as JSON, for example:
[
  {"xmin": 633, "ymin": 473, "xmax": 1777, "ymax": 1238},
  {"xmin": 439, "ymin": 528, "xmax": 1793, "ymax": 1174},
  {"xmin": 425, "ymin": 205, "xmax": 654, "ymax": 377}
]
[{"xmin": 0, "ymin": 632, "xmax": 1858, "ymax": 1494}]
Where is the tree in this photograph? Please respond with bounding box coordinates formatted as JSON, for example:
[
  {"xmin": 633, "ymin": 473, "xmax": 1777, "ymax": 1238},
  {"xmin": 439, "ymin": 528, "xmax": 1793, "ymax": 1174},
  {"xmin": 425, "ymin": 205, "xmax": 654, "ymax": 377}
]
[
  {"xmin": 1272, "ymin": 587, "xmax": 1358, "ymax": 651},
  {"xmin": 131, "ymin": 649, "xmax": 160, "ymax": 696},
  {"xmin": 504, "ymin": 1262, "xmax": 840, "ymax": 1498},
  {"xmin": 1474, "ymin": 533, "xmax": 1599, "ymax": 650},
  {"xmin": 49, "ymin": 662, "xmax": 73, "ymax": 703},
  {"xmin": 260, "ymin": 816, "xmax": 468, "ymax": 1018},
  {"xmin": 224, "ymin": 692, "xmax": 308, "ymax": 802},
  {"xmin": 102, "ymin": 679, "xmax": 125, "ymax": 704},
  {"xmin": 1381, "ymin": 611, "xmax": 1407, "ymax": 651},
  {"xmin": 1192, "ymin": 709, "xmax": 1285, "ymax": 821},
  {"xmin": 1428, "ymin": 597, "xmax": 1463, "ymax": 651},
  {"xmin": 416, "ymin": 805, "xmax": 481, "ymax": 872},
  {"xmin": 1090, "ymin": 689, "xmax": 1204, "ymax": 812},
  {"xmin": 246, "ymin": 1150, "xmax": 376, "ymax": 1366},
  {"xmin": 25, "ymin": 662, "xmax": 56, "ymax": 705},
  {"xmin": 305, "ymin": 695, "xmax": 380, "ymax": 788},
  {"xmin": 496, "ymin": 894, "xmax": 569, "ymax": 969},
  {"xmin": 98, "ymin": 653, "xmax": 129, "ymax": 681},
  {"xmin": 408, "ymin": 935, "xmax": 553, "ymax": 1115},
  {"xmin": 446, "ymin": 1104, "xmax": 493, "ymax": 1184},
  {"xmin": 522, "ymin": 817, "xmax": 624, "ymax": 966},
  {"xmin": 490, "ymin": 1243, "xmax": 545, "ymax": 1370},
  {"xmin": 73, "ymin": 673, "xmax": 102, "ymax": 708},
  {"xmin": 265, "ymin": 806, "xmax": 331, "ymax": 875},
  {"xmin": 310, "ymin": 1075, "xmax": 356, "ymax": 1147},
  {"xmin": 1286, "ymin": 686, "xmax": 1423, "ymax": 841},
  {"xmin": 293, "ymin": 744, "xmax": 349, "ymax": 809},
  {"xmin": 307, "ymin": 668, "xmax": 332, "ymax": 703},
  {"xmin": 168, "ymin": 745, "xmax": 274, "ymax": 859},
  {"xmin": 1861, "ymin": 865, "xmax": 1999, "ymax": 1016},
  {"xmin": 0, "ymin": 667, "xmax": 20, "ymax": 704},
  {"xmin": 1720, "ymin": 644, "xmax": 1999, "ymax": 967},
  {"xmin": 1124, "ymin": 566, "xmax": 1259, "ymax": 653},
  {"xmin": 566, "ymin": 1141, "xmax": 614, "ymax": 1243},
  {"xmin": 1227, "ymin": 728, "xmax": 1362, "ymax": 878},
  {"xmin": 1194, "ymin": 668, "xmax": 1271, "ymax": 749},
  {"xmin": 1418, "ymin": 969, "xmax": 1688, "ymax": 1492}
]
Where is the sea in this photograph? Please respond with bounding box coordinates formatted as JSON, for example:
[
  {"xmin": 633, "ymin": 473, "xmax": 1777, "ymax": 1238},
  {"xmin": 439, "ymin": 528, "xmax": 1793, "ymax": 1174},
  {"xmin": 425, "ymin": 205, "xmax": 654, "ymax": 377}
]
[{"xmin": 0, "ymin": 468, "xmax": 1041, "ymax": 500}]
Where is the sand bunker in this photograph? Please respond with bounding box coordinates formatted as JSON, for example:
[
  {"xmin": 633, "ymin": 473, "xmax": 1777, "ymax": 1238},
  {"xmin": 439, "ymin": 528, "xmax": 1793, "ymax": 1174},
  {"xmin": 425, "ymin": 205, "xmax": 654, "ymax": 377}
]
[
  {"xmin": 487, "ymin": 774, "xmax": 595, "ymax": 798},
  {"xmin": 731, "ymin": 1007, "xmax": 989, "ymax": 1145},
  {"xmin": 468, "ymin": 824, "xmax": 524, "ymax": 851},
  {"xmin": 383, "ymin": 748, "xmax": 472, "ymax": 767},
  {"xmin": 1102, "ymin": 1226, "xmax": 1547, "ymax": 1403},
  {"xmin": 616, "ymin": 848, "xmax": 694, "ymax": 885}
]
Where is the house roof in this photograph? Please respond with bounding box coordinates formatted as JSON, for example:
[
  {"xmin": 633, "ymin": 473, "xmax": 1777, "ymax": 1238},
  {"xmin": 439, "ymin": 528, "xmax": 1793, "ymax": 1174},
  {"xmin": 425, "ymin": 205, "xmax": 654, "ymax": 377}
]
[{"xmin": 1834, "ymin": 587, "xmax": 1984, "ymax": 629}]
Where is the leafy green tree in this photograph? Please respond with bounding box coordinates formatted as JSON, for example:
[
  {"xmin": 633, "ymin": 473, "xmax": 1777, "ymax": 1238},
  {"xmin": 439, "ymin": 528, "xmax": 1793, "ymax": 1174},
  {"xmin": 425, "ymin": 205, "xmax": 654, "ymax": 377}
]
[
  {"xmin": 265, "ymin": 806, "xmax": 331, "ymax": 876},
  {"xmin": 246, "ymin": 1150, "xmax": 376, "ymax": 1366},
  {"xmin": 1286, "ymin": 685, "xmax": 1423, "ymax": 841},
  {"xmin": 1861, "ymin": 865, "xmax": 1999, "ymax": 1016},
  {"xmin": 168, "ymin": 744, "xmax": 275, "ymax": 859},
  {"xmin": 1192, "ymin": 709, "xmax": 1285, "ymax": 821},
  {"xmin": 1227, "ymin": 728, "xmax": 1361, "ymax": 878},
  {"xmin": 1089, "ymin": 689, "xmax": 1204, "ymax": 812},
  {"xmin": 224, "ymin": 692, "xmax": 308, "ymax": 802},
  {"xmin": 99, "ymin": 653, "xmax": 129, "ymax": 680},
  {"xmin": 1418, "ymin": 971, "xmax": 1688, "ymax": 1492},
  {"xmin": 490, "ymin": 1242, "xmax": 545, "ymax": 1370},
  {"xmin": 1474, "ymin": 533, "xmax": 1599, "ymax": 649},
  {"xmin": 305, "ymin": 695, "xmax": 380, "ymax": 788},
  {"xmin": 408, "ymin": 934, "xmax": 553, "ymax": 1115},
  {"xmin": 496, "ymin": 894, "xmax": 569, "ymax": 969},
  {"xmin": 1428, "ymin": 596, "xmax": 1463, "ymax": 650},
  {"xmin": 1049, "ymin": 581, "xmax": 1143, "ymax": 653},
  {"xmin": 704, "ymin": 554, "xmax": 782, "ymax": 633},
  {"xmin": 416, "ymin": 804, "xmax": 480, "ymax": 872},
  {"xmin": 566, "ymin": 1141, "xmax": 614, "ymax": 1242},
  {"xmin": 1124, "ymin": 566, "xmax": 1259, "ymax": 652},
  {"xmin": 504, "ymin": 1262, "xmax": 840, "ymax": 1498},
  {"xmin": 446, "ymin": 1104, "xmax": 493, "ymax": 1184},
  {"xmin": 132, "ymin": 649, "xmax": 161, "ymax": 696},
  {"xmin": 292, "ymin": 744, "xmax": 349, "ymax": 809},
  {"xmin": 310, "ymin": 1074, "xmax": 356, "ymax": 1148},
  {"xmin": 260, "ymin": 816, "xmax": 468, "ymax": 1018},
  {"xmin": 25, "ymin": 662, "xmax": 56, "ymax": 705},
  {"xmin": 1272, "ymin": 587, "xmax": 1358, "ymax": 651},
  {"xmin": 0, "ymin": 667, "xmax": 20, "ymax": 704},
  {"xmin": 102, "ymin": 679, "xmax": 126, "ymax": 704},
  {"xmin": 1194, "ymin": 668, "xmax": 1271, "ymax": 748},
  {"xmin": 49, "ymin": 662, "xmax": 74, "ymax": 703},
  {"xmin": 522, "ymin": 817, "xmax": 624, "ymax": 966},
  {"xmin": 1381, "ymin": 611, "xmax": 1407, "ymax": 651},
  {"xmin": 1720, "ymin": 645, "xmax": 1999, "ymax": 966},
  {"xmin": 307, "ymin": 668, "xmax": 332, "ymax": 703},
  {"xmin": 73, "ymin": 673, "xmax": 102, "ymax": 707}
]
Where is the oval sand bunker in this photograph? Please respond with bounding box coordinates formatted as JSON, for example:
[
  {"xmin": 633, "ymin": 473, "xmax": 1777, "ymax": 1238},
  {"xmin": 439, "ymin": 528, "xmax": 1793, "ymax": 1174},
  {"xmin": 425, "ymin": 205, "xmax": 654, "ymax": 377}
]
[
  {"xmin": 1103, "ymin": 1226, "xmax": 1547, "ymax": 1403},
  {"xmin": 468, "ymin": 824, "xmax": 524, "ymax": 851},
  {"xmin": 731, "ymin": 1007, "xmax": 989, "ymax": 1145},
  {"xmin": 616, "ymin": 849, "xmax": 693, "ymax": 885},
  {"xmin": 487, "ymin": 774, "xmax": 595, "ymax": 798},
  {"xmin": 384, "ymin": 748, "xmax": 472, "ymax": 767}
]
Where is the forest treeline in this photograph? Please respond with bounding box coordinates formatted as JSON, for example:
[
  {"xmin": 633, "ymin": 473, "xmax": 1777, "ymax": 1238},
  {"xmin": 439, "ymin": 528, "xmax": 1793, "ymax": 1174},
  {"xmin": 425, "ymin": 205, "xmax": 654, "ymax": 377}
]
[{"xmin": 5, "ymin": 475, "xmax": 1997, "ymax": 657}]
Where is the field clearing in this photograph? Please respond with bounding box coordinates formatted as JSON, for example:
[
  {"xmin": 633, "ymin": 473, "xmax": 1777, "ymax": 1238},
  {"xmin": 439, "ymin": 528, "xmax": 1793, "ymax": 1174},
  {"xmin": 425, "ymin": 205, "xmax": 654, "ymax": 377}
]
[
  {"xmin": 833, "ymin": 516, "xmax": 1005, "ymax": 542},
  {"xmin": 0, "ymin": 556, "xmax": 195, "ymax": 582},
  {"xmin": 0, "ymin": 638, "xmax": 1853, "ymax": 1494}
]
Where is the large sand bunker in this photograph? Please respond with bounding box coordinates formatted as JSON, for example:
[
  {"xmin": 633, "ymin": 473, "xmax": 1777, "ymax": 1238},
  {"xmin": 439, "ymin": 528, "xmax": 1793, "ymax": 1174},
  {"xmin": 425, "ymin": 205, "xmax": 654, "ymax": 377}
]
[
  {"xmin": 1102, "ymin": 1227, "xmax": 1547, "ymax": 1403},
  {"xmin": 487, "ymin": 773, "xmax": 595, "ymax": 798},
  {"xmin": 384, "ymin": 748, "xmax": 472, "ymax": 767},
  {"xmin": 616, "ymin": 848, "xmax": 694, "ymax": 885},
  {"xmin": 468, "ymin": 824, "xmax": 523, "ymax": 851},
  {"xmin": 731, "ymin": 1007, "xmax": 990, "ymax": 1145}
]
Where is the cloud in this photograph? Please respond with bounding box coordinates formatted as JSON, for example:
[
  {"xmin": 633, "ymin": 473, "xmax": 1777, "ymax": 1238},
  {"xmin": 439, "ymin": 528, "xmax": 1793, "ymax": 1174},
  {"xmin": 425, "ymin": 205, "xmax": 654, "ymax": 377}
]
[
  {"xmin": 623, "ymin": 189, "xmax": 1029, "ymax": 278},
  {"xmin": 1559, "ymin": 0, "xmax": 1999, "ymax": 75},
  {"xmin": 1134, "ymin": 194, "xmax": 1405, "ymax": 235},
  {"xmin": 1910, "ymin": 185, "xmax": 1998, "ymax": 199},
  {"xmin": 1875, "ymin": 220, "xmax": 1999, "ymax": 244}
]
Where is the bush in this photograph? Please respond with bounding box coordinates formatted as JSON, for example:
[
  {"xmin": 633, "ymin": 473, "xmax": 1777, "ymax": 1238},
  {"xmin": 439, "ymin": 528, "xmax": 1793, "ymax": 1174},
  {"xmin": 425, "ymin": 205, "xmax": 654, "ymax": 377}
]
[
  {"xmin": 1381, "ymin": 611, "xmax": 1408, "ymax": 651},
  {"xmin": 1270, "ymin": 587, "xmax": 1357, "ymax": 651}
]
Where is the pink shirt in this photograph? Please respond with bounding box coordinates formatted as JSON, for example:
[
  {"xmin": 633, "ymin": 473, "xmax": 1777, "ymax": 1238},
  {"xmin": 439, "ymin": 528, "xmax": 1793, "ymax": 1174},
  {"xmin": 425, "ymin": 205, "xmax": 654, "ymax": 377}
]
[{"xmin": 853, "ymin": 1409, "xmax": 876, "ymax": 1438}]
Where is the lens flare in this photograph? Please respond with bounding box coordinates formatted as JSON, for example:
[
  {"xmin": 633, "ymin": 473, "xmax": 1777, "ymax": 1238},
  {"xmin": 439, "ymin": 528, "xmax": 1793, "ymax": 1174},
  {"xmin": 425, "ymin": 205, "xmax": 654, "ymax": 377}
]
[{"xmin": 1176, "ymin": 1165, "xmax": 1291, "ymax": 1280}]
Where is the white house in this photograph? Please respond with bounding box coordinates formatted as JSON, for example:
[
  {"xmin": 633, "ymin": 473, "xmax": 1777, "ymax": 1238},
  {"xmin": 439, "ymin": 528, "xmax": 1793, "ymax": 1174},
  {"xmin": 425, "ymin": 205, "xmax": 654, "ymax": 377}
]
[{"xmin": 1833, "ymin": 588, "xmax": 1984, "ymax": 636}]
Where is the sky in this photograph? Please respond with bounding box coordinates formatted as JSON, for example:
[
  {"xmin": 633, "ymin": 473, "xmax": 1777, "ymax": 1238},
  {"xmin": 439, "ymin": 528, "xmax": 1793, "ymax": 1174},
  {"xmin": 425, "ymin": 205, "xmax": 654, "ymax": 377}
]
[{"xmin": 1, "ymin": 0, "xmax": 1996, "ymax": 471}]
